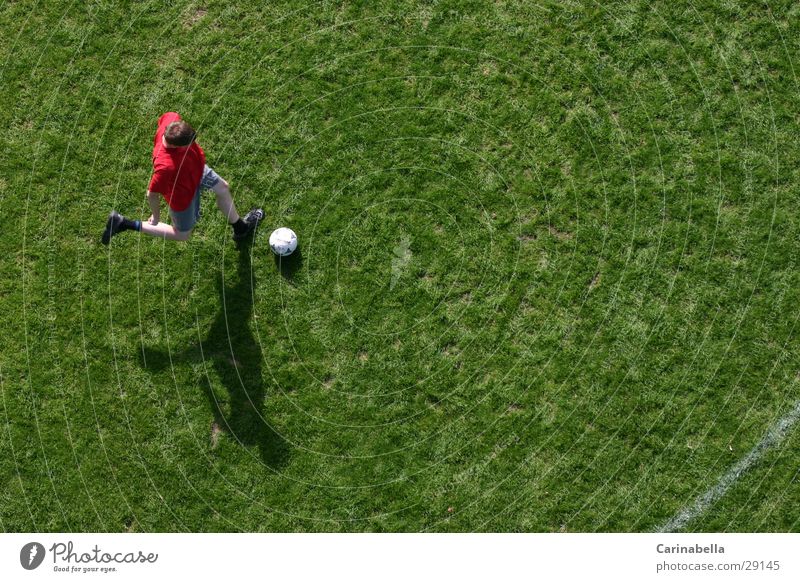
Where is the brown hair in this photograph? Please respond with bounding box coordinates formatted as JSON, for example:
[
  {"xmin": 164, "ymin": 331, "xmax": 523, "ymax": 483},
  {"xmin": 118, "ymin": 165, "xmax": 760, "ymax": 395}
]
[{"xmin": 163, "ymin": 120, "xmax": 196, "ymax": 146}]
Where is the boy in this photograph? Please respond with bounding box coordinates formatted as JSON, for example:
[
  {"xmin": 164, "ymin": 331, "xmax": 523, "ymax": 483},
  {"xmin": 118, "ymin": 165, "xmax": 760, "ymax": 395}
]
[{"xmin": 102, "ymin": 112, "xmax": 262, "ymax": 244}]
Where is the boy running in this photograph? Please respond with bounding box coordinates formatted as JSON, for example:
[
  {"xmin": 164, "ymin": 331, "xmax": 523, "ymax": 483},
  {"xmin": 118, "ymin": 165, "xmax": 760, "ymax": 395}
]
[{"xmin": 102, "ymin": 112, "xmax": 262, "ymax": 245}]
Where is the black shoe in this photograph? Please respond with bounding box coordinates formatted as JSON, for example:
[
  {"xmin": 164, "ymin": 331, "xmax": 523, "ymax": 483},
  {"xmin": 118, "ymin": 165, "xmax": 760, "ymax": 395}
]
[
  {"xmin": 102, "ymin": 211, "xmax": 124, "ymax": 245},
  {"xmin": 233, "ymin": 208, "xmax": 264, "ymax": 241}
]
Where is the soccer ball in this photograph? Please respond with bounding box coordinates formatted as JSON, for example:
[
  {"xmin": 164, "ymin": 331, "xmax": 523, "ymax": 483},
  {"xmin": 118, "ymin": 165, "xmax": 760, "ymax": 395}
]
[{"xmin": 269, "ymin": 227, "xmax": 298, "ymax": 256}]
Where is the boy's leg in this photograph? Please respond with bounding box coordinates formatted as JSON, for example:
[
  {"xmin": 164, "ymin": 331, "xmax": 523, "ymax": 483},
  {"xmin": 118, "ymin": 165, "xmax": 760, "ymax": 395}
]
[
  {"xmin": 103, "ymin": 186, "xmax": 198, "ymax": 244},
  {"xmin": 139, "ymin": 221, "xmax": 192, "ymax": 241},
  {"xmin": 102, "ymin": 210, "xmax": 192, "ymax": 244},
  {"xmin": 210, "ymin": 177, "xmax": 241, "ymax": 224},
  {"xmin": 144, "ymin": 188, "xmax": 199, "ymax": 241},
  {"xmin": 203, "ymin": 166, "xmax": 263, "ymax": 241}
]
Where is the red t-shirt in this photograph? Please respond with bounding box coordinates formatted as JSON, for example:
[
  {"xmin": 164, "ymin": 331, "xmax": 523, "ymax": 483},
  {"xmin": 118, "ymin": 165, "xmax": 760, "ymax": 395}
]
[{"xmin": 148, "ymin": 112, "xmax": 206, "ymax": 211}]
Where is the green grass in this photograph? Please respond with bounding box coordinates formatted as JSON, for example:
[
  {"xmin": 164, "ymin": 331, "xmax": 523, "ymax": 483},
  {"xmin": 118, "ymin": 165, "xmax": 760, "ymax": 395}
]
[{"xmin": 1, "ymin": 0, "xmax": 799, "ymax": 532}]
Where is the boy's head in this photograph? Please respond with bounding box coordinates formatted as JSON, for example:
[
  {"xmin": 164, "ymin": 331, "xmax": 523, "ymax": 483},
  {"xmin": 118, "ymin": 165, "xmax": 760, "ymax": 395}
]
[{"xmin": 163, "ymin": 120, "xmax": 196, "ymax": 147}]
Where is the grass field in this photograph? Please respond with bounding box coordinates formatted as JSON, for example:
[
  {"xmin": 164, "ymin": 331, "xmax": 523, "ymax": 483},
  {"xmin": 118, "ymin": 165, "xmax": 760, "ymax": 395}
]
[{"xmin": 1, "ymin": 0, "xmax": 799, "ymax": 532}]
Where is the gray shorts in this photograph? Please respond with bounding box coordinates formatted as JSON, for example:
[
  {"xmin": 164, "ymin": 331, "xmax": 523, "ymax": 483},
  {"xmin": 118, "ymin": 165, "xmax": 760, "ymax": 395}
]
[{"xmin": 169, "ymin": 165, "xmax": 222, "ymax": 232}]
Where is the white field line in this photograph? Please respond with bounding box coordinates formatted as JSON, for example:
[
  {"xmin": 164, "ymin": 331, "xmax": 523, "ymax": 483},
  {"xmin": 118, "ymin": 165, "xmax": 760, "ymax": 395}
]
[{"xmin": 660, "ymin": 399, "xmax": 800, "ymax": 533}]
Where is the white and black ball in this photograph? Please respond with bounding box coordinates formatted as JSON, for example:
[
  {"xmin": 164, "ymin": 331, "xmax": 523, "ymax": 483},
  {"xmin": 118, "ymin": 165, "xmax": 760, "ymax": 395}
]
[{"xmin": 269, "ymin": 227, "xmax": 298, "ymax": 257}]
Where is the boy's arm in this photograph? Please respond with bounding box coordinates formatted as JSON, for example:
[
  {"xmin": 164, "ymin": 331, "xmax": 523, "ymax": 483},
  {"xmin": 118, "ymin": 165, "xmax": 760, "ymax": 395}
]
[{"xmin": 147, "ymin": 190, "xmax": 161, "ymax": 224}]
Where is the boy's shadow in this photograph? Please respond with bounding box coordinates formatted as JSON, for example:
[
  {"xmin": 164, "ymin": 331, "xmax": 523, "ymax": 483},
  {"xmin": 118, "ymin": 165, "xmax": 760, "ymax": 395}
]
[{"xmin": 140, "ymin": 242, "xmax": 288, "ymax": 469}]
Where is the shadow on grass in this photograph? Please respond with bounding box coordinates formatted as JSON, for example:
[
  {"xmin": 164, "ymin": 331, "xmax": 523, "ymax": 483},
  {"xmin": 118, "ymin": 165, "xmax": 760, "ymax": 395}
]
[
  {"xmin": 273, "ymin": 247, "xmax": 303, "ymax": 282},
  {"xmin": 140, "ymin": 240, "xmax": 288, "ymax": 470}
]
